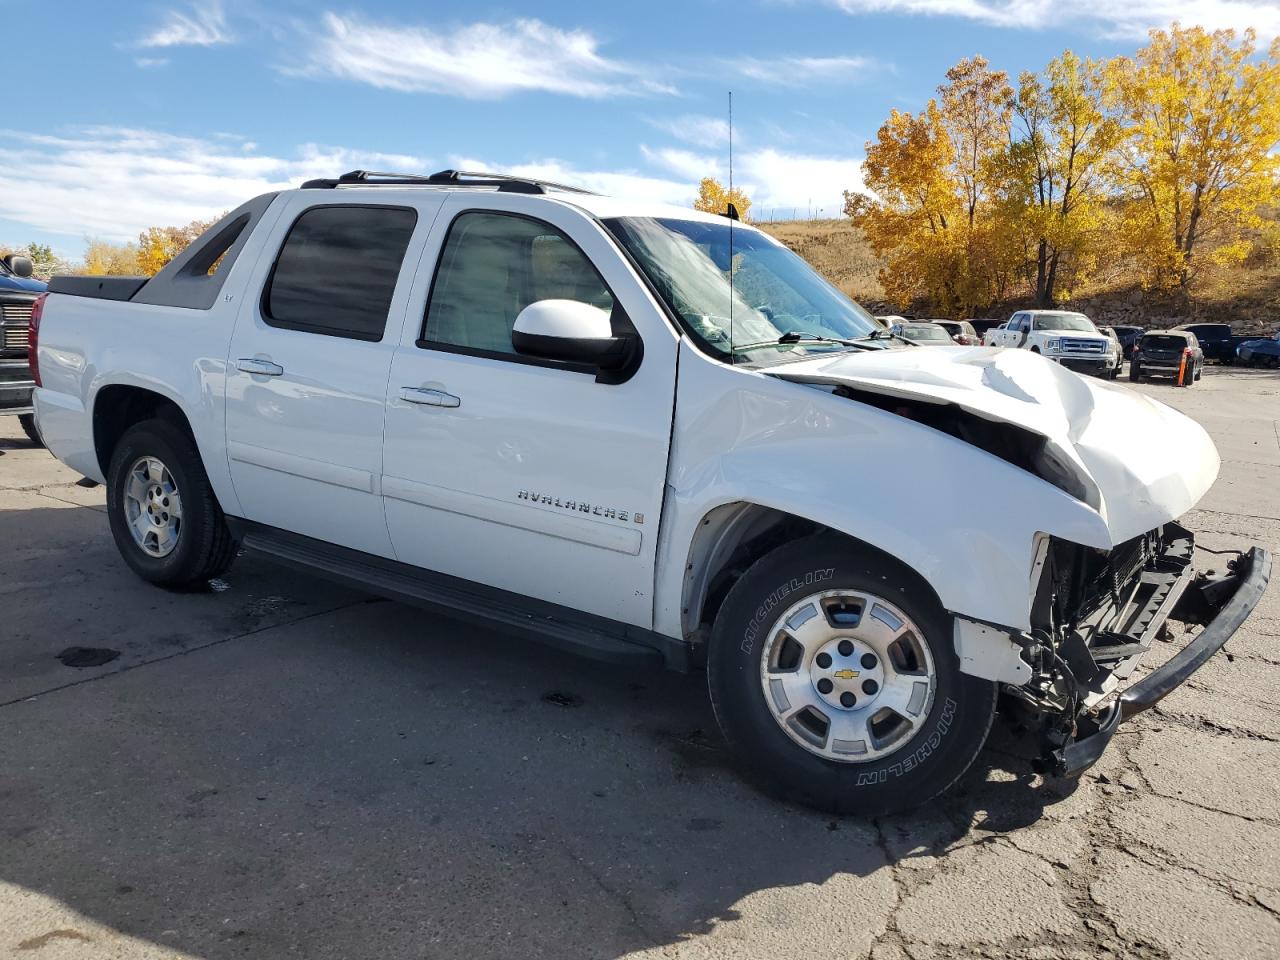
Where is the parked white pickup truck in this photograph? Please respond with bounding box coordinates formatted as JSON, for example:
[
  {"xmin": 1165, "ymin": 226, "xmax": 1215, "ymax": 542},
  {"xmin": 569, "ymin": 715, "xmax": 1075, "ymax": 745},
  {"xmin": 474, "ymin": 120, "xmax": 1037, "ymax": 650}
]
[
  {"xmin": 29, "ymin": 170, "xmax": 1270, "ymax": 815},
  {"xmin": 990, "ymin": 309, "xmax": 1119, "ymax": 378}
]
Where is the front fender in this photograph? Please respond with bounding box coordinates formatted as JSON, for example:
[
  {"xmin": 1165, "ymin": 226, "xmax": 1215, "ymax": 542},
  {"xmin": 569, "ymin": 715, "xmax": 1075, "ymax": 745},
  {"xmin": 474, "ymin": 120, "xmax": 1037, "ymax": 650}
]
[{"xmin": 654, "ymin": 344, "xmax": 1112, "ymax": 640}]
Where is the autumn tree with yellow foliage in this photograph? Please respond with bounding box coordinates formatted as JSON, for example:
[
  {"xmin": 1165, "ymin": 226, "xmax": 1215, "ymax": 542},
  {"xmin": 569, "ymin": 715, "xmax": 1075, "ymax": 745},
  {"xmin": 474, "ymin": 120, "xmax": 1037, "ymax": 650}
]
[
  {"xmin": 693, "ymin": 177, "xmax": 752, "ymax": 221},
  {"xmin": 849, "ymin": 57, "xmax": 1016, "ymax": 315},
  {"xmin": 848, "ymin": 102, "xmax": 965, "ymax": 310},
  {"xmin": 1103, "ymin": 25, "xmax": 1280, "ymax": 288},
  {"xmin": 850, "ymin": 24, "xmax": 1280, "ymax": 313},
  {"xmin": 82, "ymin": 238, "xmax": 141, "ymax": 276},
  {"xmin": 137, "ymin": 216, "xmax": 220, "ymax": 276},
  {"xmin": 1001, "ymin": 51, "xmax": 1119, "ymax": 305}
]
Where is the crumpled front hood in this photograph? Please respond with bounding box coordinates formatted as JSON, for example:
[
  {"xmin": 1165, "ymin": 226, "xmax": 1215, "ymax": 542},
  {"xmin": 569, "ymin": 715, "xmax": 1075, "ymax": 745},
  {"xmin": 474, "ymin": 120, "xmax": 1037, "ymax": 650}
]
[{"xmin": 768, "ymin": 346, "xmax": 1219, "ymax": 547}]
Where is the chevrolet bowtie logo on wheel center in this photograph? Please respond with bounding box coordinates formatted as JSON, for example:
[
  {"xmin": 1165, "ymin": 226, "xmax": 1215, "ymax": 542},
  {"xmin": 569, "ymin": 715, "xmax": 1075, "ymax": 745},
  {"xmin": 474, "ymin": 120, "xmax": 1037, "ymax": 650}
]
[{"xmin": 832, "ymin": 669, "xmax": 860, "ymax": 680}]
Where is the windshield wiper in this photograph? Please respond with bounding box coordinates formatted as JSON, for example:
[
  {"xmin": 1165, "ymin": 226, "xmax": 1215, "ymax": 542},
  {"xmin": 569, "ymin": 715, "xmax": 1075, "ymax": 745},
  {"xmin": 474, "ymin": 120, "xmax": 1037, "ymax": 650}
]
[
  {"xmin": 730, "ymin": 332, "xmax": 863, "ymax": 353},
  {"xmin": 854, "ymin": 329, "xmax": 917, "ymax": 347}
]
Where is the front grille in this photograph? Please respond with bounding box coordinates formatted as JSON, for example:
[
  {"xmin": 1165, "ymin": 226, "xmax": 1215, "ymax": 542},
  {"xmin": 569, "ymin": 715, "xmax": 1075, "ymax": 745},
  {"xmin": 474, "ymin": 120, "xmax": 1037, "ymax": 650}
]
[
  {"xmin": 1061, "ymin": 338, "xmax": 1105, "ymax": 354},
  {"xmin": 1, "ymin": 301, "xmax": 34, "ymax": 358},
  {"xmin": 1, "ymin": 301, "xmax": 34, "ymax": 326},
  {"xmin": 2, "ymin": 322, "xmax": 27, "ymax": 351}
]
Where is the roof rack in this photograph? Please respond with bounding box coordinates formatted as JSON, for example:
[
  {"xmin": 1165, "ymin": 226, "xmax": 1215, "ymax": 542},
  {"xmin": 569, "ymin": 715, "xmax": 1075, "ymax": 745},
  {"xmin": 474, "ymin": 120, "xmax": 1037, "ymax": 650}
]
[{"xmin": 299, "ymin": 169, "xmax": 597, "ymax": 196}]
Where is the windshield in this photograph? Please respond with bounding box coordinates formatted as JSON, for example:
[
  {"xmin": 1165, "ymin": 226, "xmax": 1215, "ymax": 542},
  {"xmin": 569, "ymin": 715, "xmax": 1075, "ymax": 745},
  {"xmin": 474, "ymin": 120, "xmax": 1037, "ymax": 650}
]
[
  {"xmin": 604, "ymin": 216, "xmax": 880, "ymax": 365},
  {"xmin": 902, "ymin": 325, "xmax": 952, "ymax": 342},
  {"xmin": 1033, "ymin": 313, "xmax": 1097, "ymax": 333}
]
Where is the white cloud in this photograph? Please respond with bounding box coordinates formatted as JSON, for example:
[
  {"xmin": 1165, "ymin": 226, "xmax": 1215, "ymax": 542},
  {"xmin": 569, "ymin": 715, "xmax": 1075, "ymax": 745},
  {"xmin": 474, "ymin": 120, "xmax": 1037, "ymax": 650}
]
[
  {"xmin": 824, "ymin": 0, "xmax": 1280, "ymax": 39},
  {"xmin": 640, "ymin": 145, "xmax": 723, "ymax": 181},
  {"xmin": 641, "ymin": 144, "xmax": 865, "ymax": 218},
  {"xmin": 454, "ymin": 147, "xmax": 865, "ymax": 219},
  {"xmin": 0, "ymin": 125, "xmax": 864, "ymax": 257},
  {"xmin": 297, "ymin": 13, "xmax": 676, "ymax": 99},
  {"xmin": 140, "ymin": 2, "xmax": 232, "ymax": 48},
  {"xmin": 645, "ymin": 114, "xmax": 732, "ymax": 148},
  {"xmin": 735, "ymin": 55, "xmax": 878, "ymax": 86},
  {"xmin": 448, "ymin": 156, "xmax": 696, "ymax": 206},
  {"xmin": 0, "ymin": 127, "xmax": 426, "ymax": 244}
]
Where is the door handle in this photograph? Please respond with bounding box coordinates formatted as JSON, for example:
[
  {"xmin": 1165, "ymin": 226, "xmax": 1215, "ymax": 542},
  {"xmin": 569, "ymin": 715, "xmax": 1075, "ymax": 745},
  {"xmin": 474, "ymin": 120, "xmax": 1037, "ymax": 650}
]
[
  {"xmin": 400, "ymin": 387, "xmax": 460, "ymax": 408},
  {"xmin": 236, "ymin": 358, "xmax": 284, "ymax": 377}
]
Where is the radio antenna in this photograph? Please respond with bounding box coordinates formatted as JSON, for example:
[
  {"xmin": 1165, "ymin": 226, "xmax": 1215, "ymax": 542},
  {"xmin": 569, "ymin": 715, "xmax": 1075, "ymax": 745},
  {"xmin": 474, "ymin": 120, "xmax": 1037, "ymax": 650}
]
[{"xmin": 728, "ymin": 90, "xmax": 735, "ymax": 361}]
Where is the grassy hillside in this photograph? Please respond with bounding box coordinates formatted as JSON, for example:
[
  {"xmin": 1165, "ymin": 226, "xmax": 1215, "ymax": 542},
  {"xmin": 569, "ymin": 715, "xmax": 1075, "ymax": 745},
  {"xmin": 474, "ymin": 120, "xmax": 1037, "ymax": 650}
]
[
  {"xmin": 760, "ymin": 219, "xmax": 1279, "ymax": 334},
  {"xmin": 759, "ymin": 220, "xmax": 884, "ymax": 304}
]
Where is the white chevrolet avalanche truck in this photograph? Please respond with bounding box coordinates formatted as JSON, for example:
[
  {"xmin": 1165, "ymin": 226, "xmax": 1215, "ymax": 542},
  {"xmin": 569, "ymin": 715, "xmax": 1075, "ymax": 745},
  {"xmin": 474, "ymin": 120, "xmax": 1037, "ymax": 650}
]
[
  {"xmin": 29, "ymin": 170, "xmax": 1270, "ymax": 815},
  {"xmin": 992, "ymin": 309, "xmax": 1119, "ymax": 378}
]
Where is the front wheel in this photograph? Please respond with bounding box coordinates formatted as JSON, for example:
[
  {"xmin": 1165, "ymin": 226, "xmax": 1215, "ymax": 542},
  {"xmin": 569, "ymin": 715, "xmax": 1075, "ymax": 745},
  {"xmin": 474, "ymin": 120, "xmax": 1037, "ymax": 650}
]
[
  {"xmin": 707, "ymin": 535, "xmax": 997, "ymax": 816},
  {"xmin": 17, "ymin": 413, "xmax": 43, "ymax": 447},
  {"xmin": 106, "ymin": 419, "xmax": 237, "ymax": 586}
]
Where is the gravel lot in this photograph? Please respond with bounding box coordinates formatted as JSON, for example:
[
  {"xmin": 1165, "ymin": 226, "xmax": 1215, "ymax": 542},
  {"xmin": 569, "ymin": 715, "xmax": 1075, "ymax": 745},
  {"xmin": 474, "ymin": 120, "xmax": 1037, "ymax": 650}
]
[{"xmin": 1, "ymin": 367, "xmax": 1277, "ymax": 960}]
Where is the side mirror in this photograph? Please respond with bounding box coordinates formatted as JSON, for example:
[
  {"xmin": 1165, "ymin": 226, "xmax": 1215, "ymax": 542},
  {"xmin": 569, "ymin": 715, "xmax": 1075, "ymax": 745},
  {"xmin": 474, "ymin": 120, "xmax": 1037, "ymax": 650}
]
[
  {"xmin": 512, "ymin": 299, "xmax": 633, "ymax": 370},
  {"xmin": 3, "ymin": 255, "xmax": 33, "ymax": 278}
]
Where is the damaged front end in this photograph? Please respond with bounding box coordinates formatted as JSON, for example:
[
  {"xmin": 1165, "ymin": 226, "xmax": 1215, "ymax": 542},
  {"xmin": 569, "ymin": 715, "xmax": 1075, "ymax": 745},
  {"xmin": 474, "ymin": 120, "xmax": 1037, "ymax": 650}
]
[{"xmin": 1008, "ymin": 523, "xmax": 1271, "ymax": 776}]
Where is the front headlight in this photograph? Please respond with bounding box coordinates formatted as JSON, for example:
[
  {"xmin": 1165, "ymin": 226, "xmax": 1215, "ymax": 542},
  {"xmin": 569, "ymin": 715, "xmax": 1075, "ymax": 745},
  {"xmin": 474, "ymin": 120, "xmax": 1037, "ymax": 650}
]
[{"xmin": 1044, "ymin": 338, "xmax": 1062, "ymax": 353}]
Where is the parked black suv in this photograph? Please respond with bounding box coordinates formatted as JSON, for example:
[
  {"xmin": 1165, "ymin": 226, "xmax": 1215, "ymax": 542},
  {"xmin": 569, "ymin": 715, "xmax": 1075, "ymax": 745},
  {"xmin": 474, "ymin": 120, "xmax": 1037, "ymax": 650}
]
[
  {"xmin": 1131, "ymin": 330, "xmax": 1204, "ymax": 386},
  {"xmin": 0, "ymin": 254, "xmax": 46, "ymax": 444}
]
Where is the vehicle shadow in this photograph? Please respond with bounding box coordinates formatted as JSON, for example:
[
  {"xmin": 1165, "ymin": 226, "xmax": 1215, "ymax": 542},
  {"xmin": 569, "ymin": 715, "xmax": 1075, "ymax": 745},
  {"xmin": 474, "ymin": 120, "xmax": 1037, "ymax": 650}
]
[{"xmin": 0, "ymin": 559, "xmax": 1080, "ymax": 959}]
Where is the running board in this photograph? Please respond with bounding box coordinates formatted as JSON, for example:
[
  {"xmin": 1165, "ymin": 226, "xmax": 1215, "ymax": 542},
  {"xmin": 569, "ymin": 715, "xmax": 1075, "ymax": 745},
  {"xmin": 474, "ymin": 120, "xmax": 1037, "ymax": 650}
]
[{"xmin": 229, "ymin": 520, "xmax": 686, "ymax": 670}]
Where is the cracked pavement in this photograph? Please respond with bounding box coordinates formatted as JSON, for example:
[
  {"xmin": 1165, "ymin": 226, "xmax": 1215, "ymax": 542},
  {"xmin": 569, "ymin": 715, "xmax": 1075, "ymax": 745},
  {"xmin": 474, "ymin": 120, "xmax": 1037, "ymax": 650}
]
[{"xmin": 1, "ymin": 367, "xmax": 1277, "ymax": 959}]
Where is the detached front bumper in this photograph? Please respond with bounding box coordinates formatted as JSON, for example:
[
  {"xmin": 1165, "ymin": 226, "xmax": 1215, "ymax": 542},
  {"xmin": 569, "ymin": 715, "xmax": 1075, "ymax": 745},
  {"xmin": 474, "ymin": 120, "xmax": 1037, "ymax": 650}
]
[{"xmin": 1057, "ymin": 544, "xmax": 1272, "ymax": 776}]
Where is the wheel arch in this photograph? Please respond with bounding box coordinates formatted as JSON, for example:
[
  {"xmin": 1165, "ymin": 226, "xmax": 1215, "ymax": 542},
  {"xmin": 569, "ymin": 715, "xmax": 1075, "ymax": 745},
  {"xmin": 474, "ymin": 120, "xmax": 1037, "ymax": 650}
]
[
  {"xmin": 680, "ymin": 501, "xmax": 944, "ymax": 642},
  {"xmin": 92, "ymin": 384, "xmax": 198, "ymax": 479}
]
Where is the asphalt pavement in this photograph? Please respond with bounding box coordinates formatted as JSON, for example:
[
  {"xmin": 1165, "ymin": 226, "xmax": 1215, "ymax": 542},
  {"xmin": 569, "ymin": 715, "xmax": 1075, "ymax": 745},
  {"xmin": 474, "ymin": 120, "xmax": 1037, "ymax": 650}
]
[{"xmin": 1, "ymin": 366, "xmax": 1278, "ymax": 959}]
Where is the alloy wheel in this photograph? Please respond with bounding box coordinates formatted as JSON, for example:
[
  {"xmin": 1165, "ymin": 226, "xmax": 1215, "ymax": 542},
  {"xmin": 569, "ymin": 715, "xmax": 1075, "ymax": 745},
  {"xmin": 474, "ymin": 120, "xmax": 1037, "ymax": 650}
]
[
  {"xmin": 759, "ymin": 589, "xmax": 937, "ymax": 762},
  {"xmin": 122, "ymin": 456, "xmax": 183, "ymax": 558}
]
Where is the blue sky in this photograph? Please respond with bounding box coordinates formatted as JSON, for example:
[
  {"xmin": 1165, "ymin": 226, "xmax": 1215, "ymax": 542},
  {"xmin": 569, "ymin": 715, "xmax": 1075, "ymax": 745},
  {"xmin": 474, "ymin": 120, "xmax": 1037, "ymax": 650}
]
[{"xmin": 3, "ymin": 1, "xmax": 1279, "ymax": 257}]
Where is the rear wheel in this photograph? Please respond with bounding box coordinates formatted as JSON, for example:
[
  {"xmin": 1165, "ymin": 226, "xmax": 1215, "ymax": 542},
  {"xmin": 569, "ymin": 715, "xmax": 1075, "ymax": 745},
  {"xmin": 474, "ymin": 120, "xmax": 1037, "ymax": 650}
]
[
  {"xmin": 106, "ymin": 419, "xmax": 237, "ymax": 586},
  {"xmin": 17, "ymin": 413, "xmax": 42, "ymax": 447},
  {"xmin": 707, "ymin": 535, "xmax": 997, "ymax": 816}
]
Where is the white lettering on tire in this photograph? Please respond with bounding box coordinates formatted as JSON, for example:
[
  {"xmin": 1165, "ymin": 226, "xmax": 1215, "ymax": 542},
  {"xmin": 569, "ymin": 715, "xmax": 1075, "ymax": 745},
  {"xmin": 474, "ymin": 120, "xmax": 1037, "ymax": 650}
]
[{"xmin": 740, "ymin": 568, "xmax": 835, "ymax": 654}]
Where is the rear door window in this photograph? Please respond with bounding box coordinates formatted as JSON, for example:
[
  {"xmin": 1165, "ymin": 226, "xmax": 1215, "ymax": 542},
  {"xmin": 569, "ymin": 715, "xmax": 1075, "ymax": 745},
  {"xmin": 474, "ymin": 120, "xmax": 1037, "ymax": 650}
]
[{"xmin": 263, "ymin": 205, "xmax": 418, "ymax": 341}]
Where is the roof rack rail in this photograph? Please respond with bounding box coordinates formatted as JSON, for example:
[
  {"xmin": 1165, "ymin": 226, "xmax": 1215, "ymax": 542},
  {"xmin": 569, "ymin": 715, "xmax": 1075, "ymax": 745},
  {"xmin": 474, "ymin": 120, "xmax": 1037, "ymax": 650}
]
[{"xmin": 299, "ymin": 169, "xmax": 597, "ymax": 196}]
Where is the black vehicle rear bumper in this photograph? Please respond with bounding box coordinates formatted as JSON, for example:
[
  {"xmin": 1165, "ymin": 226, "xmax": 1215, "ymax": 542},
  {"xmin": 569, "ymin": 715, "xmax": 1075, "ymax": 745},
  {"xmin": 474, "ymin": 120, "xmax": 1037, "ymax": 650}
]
[{"xmin": 1058, "ymin": 544, "xmax": 1271, "ymax": 776}]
